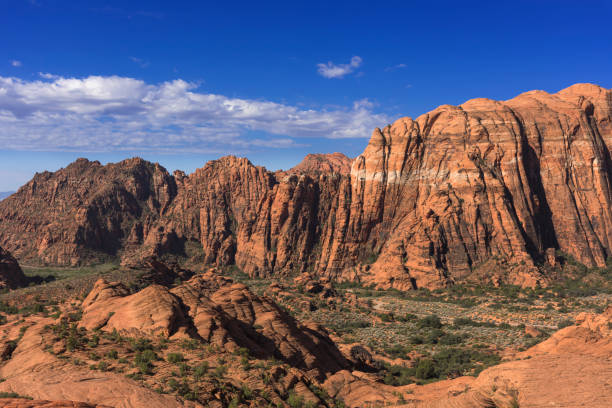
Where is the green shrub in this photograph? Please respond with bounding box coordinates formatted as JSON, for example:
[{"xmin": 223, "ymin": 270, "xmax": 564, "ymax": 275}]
[
  {"xmin": 128, "ymin": 337, "xmax": 154, "ymax": 352},
  {"xmin": 287, "ymin": 391, "xmax": 305, "ymax": 408},
  {"xmin": 134, "ymin": 349, "xmax": 158, "ymax": 375},
  {"xmin": 167, "ymin": 353, "xmax": 184, "ymax": 364},
  {"xmin": 0, "ymin": 391, "xmax": 33, "ymax": 399},
  {"xmin": 418, "ymin": 315, "xmax": 442, "ymax": 329},
  {"xmin": 438, "ymin": 333, "xmax": 464, "ymax": 345},
  {"xmin": 179, "ymin": 339, "xmax": 201, "ymax": 350},
  {"xmin": 415, "ymin": 359, "xmax": 436, "ymax": 379},
  {"xmin": 136, "ymin": 349, "xmax": 158, "ymax": 363},
  {"xmin": 193, "ymin": 362, "xmax": 209, "ymax": 379},
  {"xmin": 213, "ymin": 364, "xmax": 227, "ymax": 378}
]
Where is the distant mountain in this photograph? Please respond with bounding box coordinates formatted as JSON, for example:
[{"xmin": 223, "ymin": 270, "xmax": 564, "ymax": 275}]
[
  {"xmin": 0, "ymin": 191, "xmax": 14, "ymax": 201},
  {"xmin": 284, "ymin": 152, "xmax": 352, "ymax": 176}
]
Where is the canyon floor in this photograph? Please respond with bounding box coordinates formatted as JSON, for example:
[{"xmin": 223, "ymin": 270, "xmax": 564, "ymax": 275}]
[{"xmin": 0, "ymin": 258, "xmax": 609, "ymax": 407}]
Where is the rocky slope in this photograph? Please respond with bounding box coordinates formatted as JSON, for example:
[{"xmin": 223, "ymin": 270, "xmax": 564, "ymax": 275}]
[
  {"xmin": 0, "ymin": 282, "xmax": 609, "ymax": 407},
  {"xmin": 395, "ymin": 306, "xmax": 612, "ymax": 408},
  {"xmin": 80, "ymin": 271, "xmax": 349, "ymax": 380},
  {"xmin": 0, "ymin": 271, "xmax": 356, "ymax": 407},
  {"xmin": 0, "ymin": 84, "xmax": 611, "ymax": 289},
  {"xmin": 0, "ymin": 246, "xmax": 27, "ymax": 289}
]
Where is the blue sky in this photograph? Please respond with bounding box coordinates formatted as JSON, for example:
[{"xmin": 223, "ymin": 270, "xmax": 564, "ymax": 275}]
[{"xmin": 0, "ymin": 0, "xmax": 611, "ymax": 191}]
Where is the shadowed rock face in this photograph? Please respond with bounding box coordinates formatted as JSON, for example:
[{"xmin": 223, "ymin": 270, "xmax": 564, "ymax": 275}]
[
  {"xmin": 0, "ymin": 246, "xmax": 27, "ymax": 289},
  {"xmin": 0, "ymin": 84, "xmax": 611, "ymax": 289},
  {"xmin": 0, "ymin": 157, "xmax": 177, "ymax": 266}
]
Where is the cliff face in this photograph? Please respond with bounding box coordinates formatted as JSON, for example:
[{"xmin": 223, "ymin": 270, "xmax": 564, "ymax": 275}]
[
  {"xmin": 328, "ymin": 83, "xmax": 612, "ymax": 289},
  {"xmin": 0, "ymin": 84, "xmax": 610, "ymax": 289},
  {"xmin": 0, "ymin": 157, "xmax": 176, "ymax": 266}
]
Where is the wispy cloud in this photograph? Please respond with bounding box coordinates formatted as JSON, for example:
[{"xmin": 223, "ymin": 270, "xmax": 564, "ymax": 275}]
[
  {"xmin": 130, "ymin": 57, "xmax": 150, "ymax": 68},
  {"xmin": 91, "ymin": 6, "xmax": 164, "ymax": 20},
  {"xmin": 10, "ymin": 60, "xmax": 22, "ymax": 67},
  {"xmin": 384, "ymin": 63, "xmax": 407, "ymax": 72},
  {"xmin": 317, "ymin": 56, "xmax": 362, "ymax": 79},
  {"xmin": 0, "ymin": 74, "xmax": 388, "ymax": 153},
  {"xmin": 38, "ymin": 72, "xmax": 59, "ymax": 79}
]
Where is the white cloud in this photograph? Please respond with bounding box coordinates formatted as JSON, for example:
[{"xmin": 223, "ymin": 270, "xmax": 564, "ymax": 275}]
[
  {"xmin": 130, "ymin": 57, "xmax": 150, "ymax": 68},
  {"xmin": 38, "ymin": 72, "xmax": 59, "ymax": 79},
  {"xmin": 317, "ymin": 56, "xmax": 362, "ymax": 79},
  {"xmin": 0, "ymin": 74, "xmax": 388, "ymax": 153},
  {"xmin": 384, "ymin": 63, "xmax": 407, "ymax": 72},
  {"xmin": 10, "ymin": 60, "xmax": 22, "ymax": 67}
]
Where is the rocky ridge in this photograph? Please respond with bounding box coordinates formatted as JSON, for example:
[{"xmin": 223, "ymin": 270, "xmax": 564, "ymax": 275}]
[
  {"xmin": 0, "ymin": 271, "xmax": 361, "ymax": 407},
  {"xmin": 80, "ymin": 271, "xmax": 349, "ymax": 380},
  {"xmin": 0, "ymin": 84, "xmax": 611, "ymax": 289}
]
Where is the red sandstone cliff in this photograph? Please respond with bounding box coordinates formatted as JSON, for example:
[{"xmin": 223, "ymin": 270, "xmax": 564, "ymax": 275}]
[
  {"xmin": 0, "ymin": 158, "xmax": 176, "ymax": 266},
  {"xmin": 0, "ymin": 84, "xmax": 610, "ymax": 289}
]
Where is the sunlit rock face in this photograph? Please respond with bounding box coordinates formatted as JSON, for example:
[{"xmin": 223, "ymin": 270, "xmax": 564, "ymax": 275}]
[{"xmin": 1, "ymin": 84, "xmax": 611, "ymax": 290}]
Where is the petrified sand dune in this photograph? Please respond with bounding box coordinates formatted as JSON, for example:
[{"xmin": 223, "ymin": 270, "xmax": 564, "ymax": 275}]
[
  {"xmin": 396, "ymin": 307, "xmax": 612, "ymax": 408},
  {"xmin": 0, "ymin": 318, "xmax": 202, "ymax": 408},
  {"xmin": 1, "ymin": 84, "xmax": 611, "ymax": 289},
  {"xmin": 0, "ymin": 272, "xmax": 352, "ymax": 406},
  {"xmin": 80, "ymin": 272, "xmax": 349, "ymax": 379}
]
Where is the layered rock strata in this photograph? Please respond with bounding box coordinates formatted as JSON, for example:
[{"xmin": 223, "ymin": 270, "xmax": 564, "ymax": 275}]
[{"xmin": 1, "ymin": 84, "xmax": 611, "ymax": 289}]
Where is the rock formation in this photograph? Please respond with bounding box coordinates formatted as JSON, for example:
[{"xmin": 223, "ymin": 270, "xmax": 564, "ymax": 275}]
[
  {"xmin": 0, "ymin": 84, "xmax": 611, "ymax": 289},
  {"xmin": 0, "ymin": 246, "xmax": 27, "ymax": 289},
  {"xmin": 80, "ymin": 272, "xmax": 349, "ymax": 380},
  {"xmin": 400, "ymin": 306, "xmax": 612, "ymax": 408},
  {"xmin": 0, "ymin": 318, "xmax": 202, "ymax": 408},
  {"xmin": 0, "ymin": 157, "xmax": 176, "ymax": 266}
]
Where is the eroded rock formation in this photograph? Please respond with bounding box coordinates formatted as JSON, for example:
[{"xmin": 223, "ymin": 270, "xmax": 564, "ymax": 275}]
[
  {"xmin": 1, "ymin": 84, "xmax": 611, "ymax": 289},
  {"xmin": 0, "ymin": 158, "xmax": 176, "ymax": 266},
  {"xmin": 80, "ymin": 272, "xmax": 349, "ymax": 380}
]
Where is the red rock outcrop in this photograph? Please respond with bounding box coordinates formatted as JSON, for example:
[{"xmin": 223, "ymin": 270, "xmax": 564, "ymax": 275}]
[
  {"xmin": 0, "ymin": 318, "xmax": 202, "ymax": 408},
  {"xmin": 397, "ymin": 307, "xmax": 612, "ymax": 408},
  {"xmin": 1, "ymin": 84, "xmax": 611, "ymax": 289},
  {"xmin": 0, "ymin": 246, "xmax": 27, "ymax": 289},
  {"xmin": 80, "ymin": 272, "xmax": 349, "ymax": 379}
]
